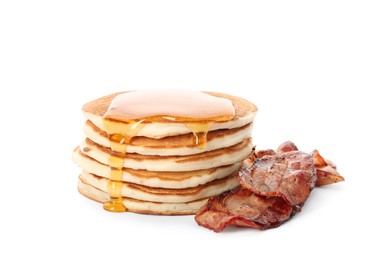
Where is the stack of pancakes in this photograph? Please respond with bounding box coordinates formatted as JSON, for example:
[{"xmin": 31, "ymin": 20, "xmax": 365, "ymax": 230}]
[{"xmin": 73, "ymin": 91, "xmax": 257, "ymax": 215}]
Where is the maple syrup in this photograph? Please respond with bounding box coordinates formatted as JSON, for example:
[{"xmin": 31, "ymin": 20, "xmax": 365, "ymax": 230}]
[{"xmin": 102, "ymin": 120, "xmax": 145, "ymax": 212}]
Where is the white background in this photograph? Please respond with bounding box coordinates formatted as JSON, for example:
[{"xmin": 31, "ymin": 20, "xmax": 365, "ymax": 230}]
[{"xmin": 1, "ymin": 1, "xmax": 389, "ymax": 259}]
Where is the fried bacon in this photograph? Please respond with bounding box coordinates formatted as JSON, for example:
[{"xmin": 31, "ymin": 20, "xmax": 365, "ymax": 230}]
[
  {"xmin": 195, "ymin": 188, "xmax": 294, "ymax": 232},
  {"xmin": 313, "ymin": 150, "xmax": 344, "ymax": 186},
  {"xmin": 195, "ymin": 141, "xmax": 344, "ymax": 232},
  {"xmin": 253, "ymin": 142, "xmax": 344, "ymax": 187},
  {"xmin": 238, "ymin": 147, "xmax": 317, "ymax": 207}
]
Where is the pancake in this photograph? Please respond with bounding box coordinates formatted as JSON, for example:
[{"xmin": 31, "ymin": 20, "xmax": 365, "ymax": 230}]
[
  {"xmin": 84, "ymin": 120, "xmax": 253, "ymax": 156},
  {"xmin": 79, "ymin": 137, "xmax": 253, "ymax": 172},
  {"xmin": 79, "ymin": 172, "xmax": 239, "ymax": 203},
  {"xmin": 82, "ymin": 91, "xmax": 257, "ymax": 138},
  {"xmin": 78, "ymin": 180, "xmax": 207, "ymax": 215},
  {"xmin": 73, "ymin": 148, "xmax": 241, "ymax": 188}
]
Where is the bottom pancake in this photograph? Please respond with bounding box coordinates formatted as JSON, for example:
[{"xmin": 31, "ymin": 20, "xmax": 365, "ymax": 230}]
[{"xmin": 78, "ymin": 180, "xmax": 208, "ymax": 215}]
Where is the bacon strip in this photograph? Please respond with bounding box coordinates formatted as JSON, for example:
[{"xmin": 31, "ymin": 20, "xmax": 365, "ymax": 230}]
[
  {"xmin": 238, "ymin": 148, "xmax": 317, "ymax": 207},
  {"xmin": 195, "ymin": 188, "xmax": 294, "ymax": 232}
]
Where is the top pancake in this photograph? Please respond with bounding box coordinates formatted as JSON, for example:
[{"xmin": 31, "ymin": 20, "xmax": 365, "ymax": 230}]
[{"xmin": 82, "ymin": 91, "xmax": 257, "ymax": 138}]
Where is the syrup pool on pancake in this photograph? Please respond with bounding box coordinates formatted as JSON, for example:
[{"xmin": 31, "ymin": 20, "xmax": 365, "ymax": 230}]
[{"xmin": 101, "ymin": 90, "xmax": 236, "ymax": 212}]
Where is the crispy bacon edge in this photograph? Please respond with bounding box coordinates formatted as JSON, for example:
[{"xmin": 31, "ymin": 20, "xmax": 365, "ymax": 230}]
[{"xmin": 313, "ymin": 150, "xmax": 344, "ymax": 186}]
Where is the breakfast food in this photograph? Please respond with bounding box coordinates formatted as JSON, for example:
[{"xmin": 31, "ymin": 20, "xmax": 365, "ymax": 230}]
[
  {"xmin": 313, "ymin": 150, "xmax": 344, "ymax": 186},
  {"xmin": 73, "ymin": 90, "xmax": 257, "ymax": 214},
  {"xmin": 195, "ymin": 141, "xmax": 344, "ymax": 232}
]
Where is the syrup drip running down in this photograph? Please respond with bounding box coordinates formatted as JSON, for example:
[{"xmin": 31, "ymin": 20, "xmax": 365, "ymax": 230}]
[
  {"xmin": 102, "ymin": 134, "xmax": 128, "ymax": 212},
  {"xmin": 102, "ymin": 119, "xmax": 145, "ymax": 212},
  {"xmin": 186, "ymin": 122, "xmax": 213, "ymax": 148},
  {"xmin": 101, "ymin": 90, "xmax": 235, "ymax": 213}
]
